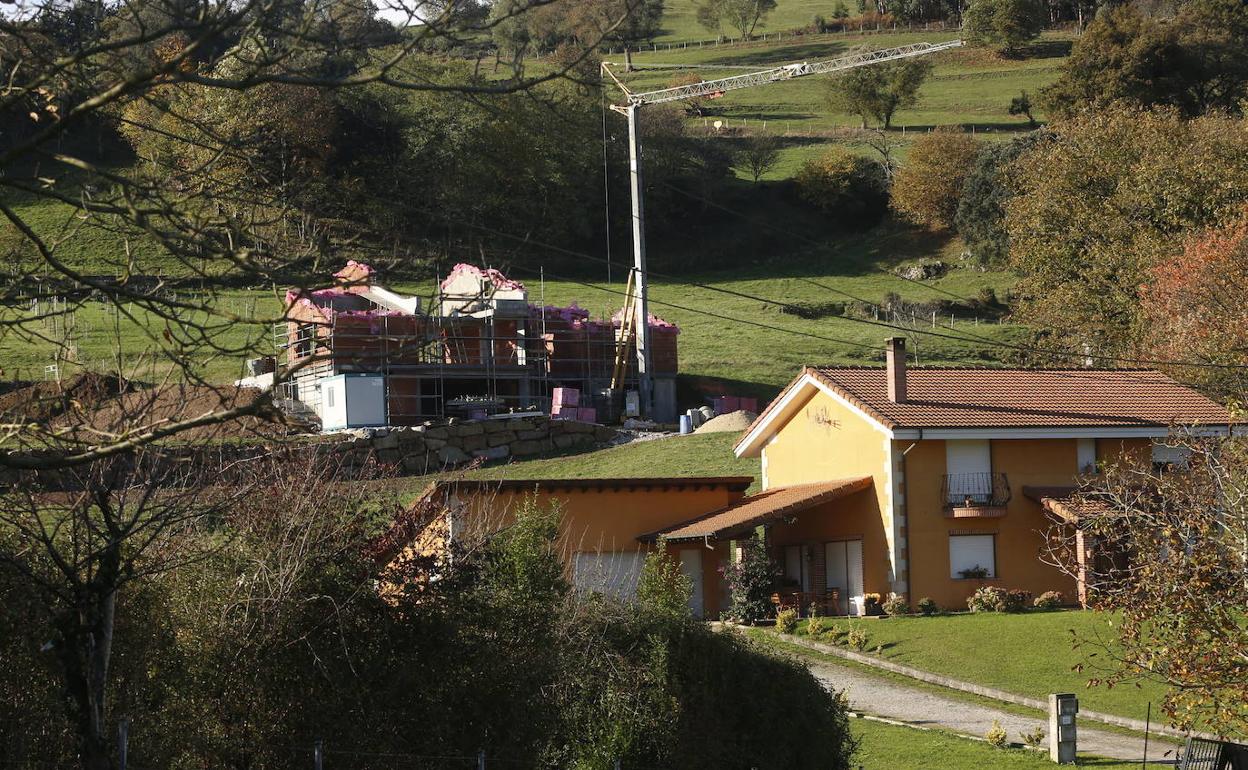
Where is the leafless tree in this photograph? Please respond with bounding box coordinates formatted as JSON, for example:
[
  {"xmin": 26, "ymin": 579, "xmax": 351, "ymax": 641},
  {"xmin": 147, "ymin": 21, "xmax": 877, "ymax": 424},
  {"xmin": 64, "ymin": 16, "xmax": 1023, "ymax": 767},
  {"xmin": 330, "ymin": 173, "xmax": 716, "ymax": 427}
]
[{"xmin": 1040, "ymin": 432, "xmax": 1248, "ymax": 734}]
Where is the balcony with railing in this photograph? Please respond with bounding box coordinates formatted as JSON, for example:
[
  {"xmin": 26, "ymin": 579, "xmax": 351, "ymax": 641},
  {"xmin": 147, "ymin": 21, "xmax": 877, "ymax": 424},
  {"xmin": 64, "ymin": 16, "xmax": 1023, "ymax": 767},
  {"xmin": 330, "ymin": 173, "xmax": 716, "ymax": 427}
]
[{"xmin": 941, "ymin": 472, "xmax": 1011, "ymax": 518}]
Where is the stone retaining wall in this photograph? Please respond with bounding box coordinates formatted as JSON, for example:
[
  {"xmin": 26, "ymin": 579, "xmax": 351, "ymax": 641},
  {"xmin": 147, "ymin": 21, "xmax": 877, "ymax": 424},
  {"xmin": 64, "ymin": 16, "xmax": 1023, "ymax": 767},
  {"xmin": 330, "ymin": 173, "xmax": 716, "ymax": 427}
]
[
  {"xmin": 332, "ymin": 415, "xmax": 617, "ymax": 474},
  {"xmin": 1, "ymin": 416, "xmax": 617, "ymax": 489}
]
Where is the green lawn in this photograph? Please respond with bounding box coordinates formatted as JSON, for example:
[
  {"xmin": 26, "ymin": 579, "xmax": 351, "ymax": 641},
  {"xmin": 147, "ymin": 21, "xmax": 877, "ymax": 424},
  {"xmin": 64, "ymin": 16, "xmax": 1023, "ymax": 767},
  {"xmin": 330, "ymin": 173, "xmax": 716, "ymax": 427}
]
[
  {"xmin": 796, "ymin": 610, "xmax": 1171, "ymax": 725},
  {"xmin": 465, "ymin": 431, "xmax": 762, "ymax": 490},
  {"xmin": 851, "ymin": 717, "xmax": 1136, "ymax": 769}
]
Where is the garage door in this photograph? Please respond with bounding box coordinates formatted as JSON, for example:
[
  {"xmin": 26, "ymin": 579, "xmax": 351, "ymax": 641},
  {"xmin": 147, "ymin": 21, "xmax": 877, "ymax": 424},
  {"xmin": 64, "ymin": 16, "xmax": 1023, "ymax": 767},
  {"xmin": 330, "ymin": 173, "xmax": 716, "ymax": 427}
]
[{"xmin": 573, "ymin": 551, "xmax": 646, "ymax": 601}]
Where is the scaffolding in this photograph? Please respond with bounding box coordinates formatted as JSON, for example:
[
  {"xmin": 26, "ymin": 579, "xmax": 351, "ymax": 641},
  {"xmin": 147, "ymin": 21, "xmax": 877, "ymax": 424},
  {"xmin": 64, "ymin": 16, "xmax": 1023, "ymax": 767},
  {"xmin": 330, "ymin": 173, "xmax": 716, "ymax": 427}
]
[{"xmin": 275, "ymin": 286, "xmax": 677, "ymax": 426}]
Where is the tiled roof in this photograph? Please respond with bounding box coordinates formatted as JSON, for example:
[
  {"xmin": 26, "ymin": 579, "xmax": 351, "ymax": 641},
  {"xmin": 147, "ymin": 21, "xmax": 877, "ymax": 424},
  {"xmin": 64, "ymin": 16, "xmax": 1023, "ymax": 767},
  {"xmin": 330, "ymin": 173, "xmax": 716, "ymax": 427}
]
[
  {"xmin": 430, "ymin": 476, "xmax": 755, "ymax": 494},
  {"xmin": 807, "ymin": 367, "xmax": 1235, "ymax": 430},
  {"xmin": 639, "ymin": 477, "xmax": 872, "ymax": 543},
  {"xmin": 1022, "ymin": 485, "xmax": 1114, "ymax": 522}
]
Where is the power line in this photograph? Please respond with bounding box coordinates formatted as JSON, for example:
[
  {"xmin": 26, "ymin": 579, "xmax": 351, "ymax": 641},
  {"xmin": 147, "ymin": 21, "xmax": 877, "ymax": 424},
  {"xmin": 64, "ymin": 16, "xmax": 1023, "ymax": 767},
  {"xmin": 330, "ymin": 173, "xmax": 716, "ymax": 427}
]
[
  {"xmin": 420, "ymin": 204, "xmax": 1248, "ymax": 372},
  {"xmin": 652, "ymin": 182, "xmax": 1248, "ymax": 371},
  {"xmin": 501, "ymin": 262, "xmax": 879, "ymax": 353}
]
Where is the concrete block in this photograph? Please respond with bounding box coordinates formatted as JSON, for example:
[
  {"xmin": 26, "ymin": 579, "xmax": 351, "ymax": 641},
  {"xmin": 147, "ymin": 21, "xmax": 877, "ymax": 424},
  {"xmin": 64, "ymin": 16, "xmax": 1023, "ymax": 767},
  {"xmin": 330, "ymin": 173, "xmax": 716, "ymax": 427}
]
[
  {"xmin": 425, "ymin": 427, "xmax": 450, "ymax": 440},
  {"xmin": 483, "ymin": 420, "xmax": 509, "ymax": 434},
  {"xmin": 517, "ymin": 429, "xmax": 548, "ymax": 440},
  {"xmin": 563, "ymin": 420, "xmax": 594, "ymax": 434},
  {"xmin": 402, "ymin": 454, "xmax": 429, "ymax": 473},
  {"xmin": 425, "ymin": 438, "xmax": 447, "ymax": 450},
  {"xmin": 457, "ymin": 422, "xmax": 485, "ymax": 436},
  {"xmin": 472, "ymin": 445, "xmax": 510, "ymax": 461},
  {"xmin": 594, "ymin": 426, "xmax": 617, "ymax": 443},
  {"xmin": 460, "ymin": 435, "xmax": 486, "ymax": 451},
  {"xmin": 375, "ymin": 449, "xmax": 400, "ymax": 464},
  {"xmin": 553, "ymin": 434, "xmax": 575, "ymax": 449}
]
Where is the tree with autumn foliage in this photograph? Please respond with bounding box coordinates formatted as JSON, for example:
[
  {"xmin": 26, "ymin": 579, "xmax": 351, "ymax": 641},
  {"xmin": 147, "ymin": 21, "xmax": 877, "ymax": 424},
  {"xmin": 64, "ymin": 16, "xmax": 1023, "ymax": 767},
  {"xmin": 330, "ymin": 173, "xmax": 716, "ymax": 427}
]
[
  {"xmin": 890, "ymin": 128, "xmax": 981, "ymax": 230},
  {"xmin": 1140, "ymin": 215, "xmax": 1248, "ymax": 402},
  {"xmin": 1042, "ymin": 434, "xmax": 1248, "ymax": 735},
  {"xmin": 1003, "ymin": 108, "xmax": 1248, "ymax": 360}
]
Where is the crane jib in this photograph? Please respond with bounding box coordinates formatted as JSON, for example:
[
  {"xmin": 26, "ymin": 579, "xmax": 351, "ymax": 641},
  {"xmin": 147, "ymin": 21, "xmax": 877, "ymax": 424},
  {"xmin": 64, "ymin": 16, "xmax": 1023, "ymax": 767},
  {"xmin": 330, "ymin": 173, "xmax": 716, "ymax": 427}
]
[{"xmin": 621, "ymin": 39, "xmax": 963, "ymax": 107}]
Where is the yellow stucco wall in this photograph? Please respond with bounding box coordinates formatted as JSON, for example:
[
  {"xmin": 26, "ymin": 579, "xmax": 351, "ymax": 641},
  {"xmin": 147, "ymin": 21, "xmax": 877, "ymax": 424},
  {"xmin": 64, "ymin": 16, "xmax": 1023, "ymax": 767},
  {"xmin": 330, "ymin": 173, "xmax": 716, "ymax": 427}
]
[
  {"xmin": 450, "ymin": 484, "xmax": 745, "ymax": 618},
  {"xmin": 761, "ymin": 389, "xmax": 897, "ymax": 586}
]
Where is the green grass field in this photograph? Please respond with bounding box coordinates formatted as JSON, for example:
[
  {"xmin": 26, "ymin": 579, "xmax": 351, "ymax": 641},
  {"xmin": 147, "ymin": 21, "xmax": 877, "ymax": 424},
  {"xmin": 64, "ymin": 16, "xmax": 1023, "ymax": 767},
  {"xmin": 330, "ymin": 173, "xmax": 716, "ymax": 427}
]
[
  {"xmin": 851, "ymin": 717, "xmax": 1136, "ymax": 769},
  {"xmin": 794, "ymin": 610, "xmax": 1170, "ymax": 724},
  {"xmin": 4, "ymin": 217, "xmax": 1025, "ymax": 390}
]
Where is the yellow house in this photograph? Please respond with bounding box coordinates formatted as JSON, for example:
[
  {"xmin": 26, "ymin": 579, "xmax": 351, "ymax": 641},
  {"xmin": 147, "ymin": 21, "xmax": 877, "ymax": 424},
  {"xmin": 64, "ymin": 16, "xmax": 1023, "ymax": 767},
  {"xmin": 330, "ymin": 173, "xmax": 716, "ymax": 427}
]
[
  {"xmin": 377, "ymin": 337, "xmax": 1238, "ymax": 618},
  {"xmin": 715, "ymin": 338, "xmax": 1239, "ymax": 612}
]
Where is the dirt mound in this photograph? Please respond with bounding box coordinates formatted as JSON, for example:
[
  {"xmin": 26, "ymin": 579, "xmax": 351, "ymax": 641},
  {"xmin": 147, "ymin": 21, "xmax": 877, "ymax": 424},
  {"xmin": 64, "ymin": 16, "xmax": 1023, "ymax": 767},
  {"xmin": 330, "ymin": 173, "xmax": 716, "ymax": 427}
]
[
  {"xmin": 694, "ymin": 409, "xmax": 758, "ymax": 435},
  {"xmin": 0, "ymin": 372, "xmax": 132, "ymax": 423},
  {"xmin": 50, "ymin": 382, "xmax": 305, "ymax": 442}
]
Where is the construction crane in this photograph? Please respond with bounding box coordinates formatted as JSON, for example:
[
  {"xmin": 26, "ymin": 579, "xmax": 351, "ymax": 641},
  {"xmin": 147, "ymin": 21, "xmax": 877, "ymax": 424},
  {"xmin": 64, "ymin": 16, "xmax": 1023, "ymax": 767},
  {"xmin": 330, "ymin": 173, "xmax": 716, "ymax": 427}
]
[{"xmin": 603, "ymin": 38, "xmax": 962, "ymax": 420}]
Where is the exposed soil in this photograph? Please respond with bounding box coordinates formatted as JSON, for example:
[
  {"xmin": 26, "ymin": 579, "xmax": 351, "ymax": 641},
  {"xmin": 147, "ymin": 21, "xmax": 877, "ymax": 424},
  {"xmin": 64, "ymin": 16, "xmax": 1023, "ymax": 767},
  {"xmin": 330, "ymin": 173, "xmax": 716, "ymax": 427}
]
[
  {"xmin": 49, "ymin": 382, "xmax": 302, "ymax": 442},
  {"xmin": 0, "ymin": 372, "xmax": 132, "ymax": 423}
]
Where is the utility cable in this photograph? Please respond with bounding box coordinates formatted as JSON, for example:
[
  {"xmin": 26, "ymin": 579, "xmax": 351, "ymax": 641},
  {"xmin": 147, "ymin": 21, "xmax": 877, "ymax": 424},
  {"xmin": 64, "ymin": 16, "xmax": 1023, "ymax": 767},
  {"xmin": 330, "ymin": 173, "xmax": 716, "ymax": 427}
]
[{"xmin": 415, "ymin": 204, "xmax": 1248, "ymax": 372}]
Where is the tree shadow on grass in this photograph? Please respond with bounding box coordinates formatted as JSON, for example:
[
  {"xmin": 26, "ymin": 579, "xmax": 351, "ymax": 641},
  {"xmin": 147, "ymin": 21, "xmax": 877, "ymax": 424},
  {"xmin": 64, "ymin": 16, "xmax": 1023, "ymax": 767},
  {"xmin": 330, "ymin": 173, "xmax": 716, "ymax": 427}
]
[{"xmin": 699, "ymin": 40, "xmax": 855, "ymax": 67}]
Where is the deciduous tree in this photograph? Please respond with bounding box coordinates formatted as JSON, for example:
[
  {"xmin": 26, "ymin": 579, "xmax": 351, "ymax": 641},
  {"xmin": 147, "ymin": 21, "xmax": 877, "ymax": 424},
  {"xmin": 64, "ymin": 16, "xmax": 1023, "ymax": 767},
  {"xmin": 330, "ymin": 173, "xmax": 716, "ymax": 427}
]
[
  {"xmin": 962, "ymin": 0, "xmax": 1045, "ymax": 56},
  {"xmin": 1140, "ymin": 215, "xmax": 1248, "ymax": 401},
  {"xmin": 891, "ymin": 127, "xmax": 980, "ymax": 230},
  {"xmin": 1041, "ymin": 0, "xmax": 1248, "ymax": 118},
  {"xmin": 1042, "ymin": 434, "xmax": 1248, "ymax": 735},
  {"xmin": 1003, "ymin": 108, "xmax": 1248, "ymax": 358},
  {"xmin": 694, "ymin": 0, "xmax": 777, "ymax": 39},
  {"xmin": 825, "ymin": 57, "xmax": 933, "ymax": 129},
  {"xmin": 736, "ymin": 133, "xmax": 781, "ymax": 182}
]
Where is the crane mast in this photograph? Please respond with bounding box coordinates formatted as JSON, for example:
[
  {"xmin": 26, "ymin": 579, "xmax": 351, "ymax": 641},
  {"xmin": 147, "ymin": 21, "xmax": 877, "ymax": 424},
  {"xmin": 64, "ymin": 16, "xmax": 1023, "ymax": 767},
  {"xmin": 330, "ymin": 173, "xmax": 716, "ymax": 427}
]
[{"xmin": 605, "ymin": 38, "xmax": 961, "ymax": 420}]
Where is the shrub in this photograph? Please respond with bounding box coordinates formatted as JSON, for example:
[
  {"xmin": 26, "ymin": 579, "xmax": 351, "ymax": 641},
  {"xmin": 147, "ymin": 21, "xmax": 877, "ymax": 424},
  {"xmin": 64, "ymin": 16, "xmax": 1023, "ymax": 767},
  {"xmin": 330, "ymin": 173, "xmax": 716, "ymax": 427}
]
[
  {"xmin": 1034, "ymin": 591, "xmax": 1064, "ymax": 610},
  {"xmin": 917, "ymin": 597, "xmax": 940, "ymax": 616},
  {"xmin": 793, "ymin": 148, "xmax": 889, "ymax": 230},
  {"xmin": 862, "ymin": 593, "xmax": 883, "ymax": 616},
  {"xmin": 846, "ymin": 626, "xmax": 869, "ymax": 651},
  {"xmin": 776, "ymin": 608, "xmax": 799, "ymax": 634},
  {"xmin": 958, "ymin": 565, "xmax": 991, "ymax": 579},
  {"xmin": 721, "ymin": 535, "xmax": 779, "ymax": 625},
  {"xmin": 636, "ymin": 541, "xmax": 693, "ymax": 623},
  {"xmin": 1020, "ymin": 726, "xmax": 1045, "ymax": 748},
  {"xmin": 806, "ymin": 615, "xmax": 827, "ymax": 637},
  {"xmin": 967, "ymin": 586, "xmax": 1007, "ymax": 613},
  {"xmin": 882, "ymin": 594, "xmax": 911, "ymax": 616},
  {"xmin": 1002, "ymin": 589, "xmax": 1032, "ymax": 613},
  {"xmin": 985, "ymin": 719, "xmax": 1009, "ymax": 749}
]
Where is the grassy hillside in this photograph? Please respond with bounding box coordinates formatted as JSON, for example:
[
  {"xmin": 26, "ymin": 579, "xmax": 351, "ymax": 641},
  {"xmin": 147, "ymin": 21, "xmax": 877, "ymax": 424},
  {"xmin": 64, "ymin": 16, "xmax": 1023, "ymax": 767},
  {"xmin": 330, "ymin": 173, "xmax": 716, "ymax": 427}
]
[
  {"xmin": 2, "ymin": 17, "xmax": 1055, "ymax": 389},
  {"xmin": 618, "ymin": 30, "xmax": 1070, "ymax": 180}
]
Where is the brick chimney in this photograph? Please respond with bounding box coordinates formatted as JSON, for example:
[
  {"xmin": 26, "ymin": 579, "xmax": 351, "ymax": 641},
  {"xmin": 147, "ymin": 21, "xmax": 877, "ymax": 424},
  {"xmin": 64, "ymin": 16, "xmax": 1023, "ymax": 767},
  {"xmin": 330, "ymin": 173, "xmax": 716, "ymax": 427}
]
[{"xmin": 886, "ymin": 337, "xmax": 907, "ymax": 403}]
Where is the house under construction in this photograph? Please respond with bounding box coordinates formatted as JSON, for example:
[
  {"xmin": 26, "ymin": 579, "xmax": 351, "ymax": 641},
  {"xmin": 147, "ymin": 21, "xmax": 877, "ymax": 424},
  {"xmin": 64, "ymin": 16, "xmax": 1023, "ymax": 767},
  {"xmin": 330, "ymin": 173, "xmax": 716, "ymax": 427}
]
[{"xmin": 280, "ymin": 262, "xmax": 678, "ymax": 429}]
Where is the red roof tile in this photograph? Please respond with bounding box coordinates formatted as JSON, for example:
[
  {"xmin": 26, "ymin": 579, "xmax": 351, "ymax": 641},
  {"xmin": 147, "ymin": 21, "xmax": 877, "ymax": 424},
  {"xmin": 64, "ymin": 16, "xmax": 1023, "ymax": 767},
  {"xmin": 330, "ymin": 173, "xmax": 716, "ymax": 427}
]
[
  {"xmin": 638, "ymin": 477, "xmax": 872, "ymax": 542},
  {"xmin": 809, "ymin": 367, "xmax": 1233, "ymax": 430},
  {"xmin": 1023, "ymin": 485, "xmax": 1115, "ymax": 522}
]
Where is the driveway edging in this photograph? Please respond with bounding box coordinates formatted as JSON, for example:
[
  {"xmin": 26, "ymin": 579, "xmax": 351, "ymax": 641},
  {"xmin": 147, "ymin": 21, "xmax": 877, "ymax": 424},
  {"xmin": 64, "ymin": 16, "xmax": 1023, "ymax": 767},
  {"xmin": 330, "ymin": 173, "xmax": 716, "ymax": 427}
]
[{"xmin": 765, "ymin": 629, "xmax": 1213, "ymax": 742}]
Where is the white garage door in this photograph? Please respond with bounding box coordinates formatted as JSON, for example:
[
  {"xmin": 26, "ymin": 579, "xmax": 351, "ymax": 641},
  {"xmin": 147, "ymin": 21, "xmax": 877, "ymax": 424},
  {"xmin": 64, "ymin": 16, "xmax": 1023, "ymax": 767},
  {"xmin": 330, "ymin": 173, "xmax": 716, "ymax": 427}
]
[
  {"xmin": 573, "ymin": 551, "xmax": 646, "ymax": 601},
  {"xmin": 678, "ymin": 549, "xmax": 705, "ymax": 618}
]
